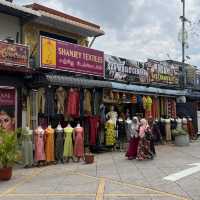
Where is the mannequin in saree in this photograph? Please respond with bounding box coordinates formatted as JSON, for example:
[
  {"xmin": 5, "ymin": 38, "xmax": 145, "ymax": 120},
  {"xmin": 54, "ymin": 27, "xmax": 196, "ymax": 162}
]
[
  {"xmin": 63, "ymin": 122, "xmax": 74, "ymax": 162},
  {"xmin": 74, "ymin": 122, "xmax": 84, "ymax": 162},
  {"xmin": 55, "ymin": 122, "xmax": 64, "ymax": 163},
  {"xmin": 106, "ymin": 105, "xmax": 118, "ymax": 126}
]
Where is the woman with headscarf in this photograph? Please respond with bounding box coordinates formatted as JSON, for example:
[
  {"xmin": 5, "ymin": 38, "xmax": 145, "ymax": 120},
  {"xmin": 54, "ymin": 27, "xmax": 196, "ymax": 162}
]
[
  {"xmin": 126, "ymin": 117, "xmax": 140, "ymax": 160},
  {"xmin": 136, "ymin": 118, "xmax": 153, "ymax": 160}
]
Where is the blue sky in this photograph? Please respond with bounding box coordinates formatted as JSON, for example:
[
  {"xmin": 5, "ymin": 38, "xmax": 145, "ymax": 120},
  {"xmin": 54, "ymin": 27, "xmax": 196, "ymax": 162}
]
[{"xmin": 16, "ymin": 0, "xmax": 200, "ymax": 66}]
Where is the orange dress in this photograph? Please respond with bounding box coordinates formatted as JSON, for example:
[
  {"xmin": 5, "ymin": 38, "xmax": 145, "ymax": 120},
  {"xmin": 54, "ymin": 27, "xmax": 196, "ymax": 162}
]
[
  {"xmin": 45, "ymin": 127, "xmax": 55, "ymax": 162},
  {"xmin": 74, "ymin": 127, "xmax": 84, "ymax": 157}
]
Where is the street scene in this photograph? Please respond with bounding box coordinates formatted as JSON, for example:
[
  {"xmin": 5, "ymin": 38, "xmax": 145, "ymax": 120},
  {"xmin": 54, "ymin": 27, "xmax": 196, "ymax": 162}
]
[{"xmin": 0, "ymin": 0, "xmax": 200, "ymax": 200}]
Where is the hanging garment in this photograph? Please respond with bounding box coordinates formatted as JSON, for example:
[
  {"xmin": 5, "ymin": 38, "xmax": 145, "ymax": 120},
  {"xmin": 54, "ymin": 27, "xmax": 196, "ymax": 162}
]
[
  {"xmin": 38, "ymin": 88, "xmax": 46, "ymax": 114},
  {"xmin": 100, "ymin": 104, "xmax": 106, "ymax": 123},
  {"xmin": 34, "ymin": 127, "xmax": 46, "ymax": 161},
  {"xmin": 44, "ymin": 127, "xmax": 55, "ymax": 162},
  {"xmin": 105, "ymin": 121, "xmax": 116, "ymax": 146},
  {"xmin": 84, "ymin": 89, "xmax": 92, "ymax": 115},
  {"xmin": 165, "ymin": 119, "xmax": 172, "ymax": 141},
  {"xmin": 171, "ymin": 100, "xmax": 176, "ymax": 118},
  {"xmin": 45, "ymin": 87, "xmax": 55, "ymax": 117},
  {"xmin": 55, "ymin": 129, "xmax": 64, "ymax": 162},
  {"xmin": 67, "ymin": 89, "xmax": 80, "ymax": 118},
  {"xmin": 88, "ymin": 116, "xmax": 100, "ymax": 146},
  {"xmin": 55, "ymin": 87, "xmax": 66, "ymax": 114},
  {"xmin": 63, "ymin": 127, "xmax": 74, "ymax": 157},
  {"xmin": 22, "ymin": 128, "xmax": 33, "ymax": 167},
  {"xmin": 79, "ymin": 89, "xmax": 84, "ymax": 118},
  {"xmin": 93, "ymin": 89, "xmax": 102, "ymax": 115},
  {"xmin": 74, "ymin": 127, "xmax": 84, "ymax": 157}
]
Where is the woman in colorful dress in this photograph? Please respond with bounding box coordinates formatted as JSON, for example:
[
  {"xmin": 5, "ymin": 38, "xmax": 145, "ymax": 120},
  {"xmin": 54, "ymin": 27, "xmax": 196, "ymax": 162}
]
[{"xmin": 136, "ymin": 118, "xmax": 153, "ymax": 160}]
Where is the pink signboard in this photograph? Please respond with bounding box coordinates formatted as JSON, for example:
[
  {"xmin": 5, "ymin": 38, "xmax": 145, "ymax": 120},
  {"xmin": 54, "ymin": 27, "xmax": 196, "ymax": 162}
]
[{"xmin": 41, "ymin": 36, "xmax": 104, "ymax": 77}]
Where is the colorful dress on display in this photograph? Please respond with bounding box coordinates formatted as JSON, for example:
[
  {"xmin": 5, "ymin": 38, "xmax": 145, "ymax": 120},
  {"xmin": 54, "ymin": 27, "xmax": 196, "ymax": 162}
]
[
  {"xmin": 22, "ymin": 128, "xmax": 33, "ymax": 166},
  {"xmin": 55, "ymin": 128, "xmax": 64, "ymax": 161},
  {"xmin": 34, "ymin": 127, "xmax": 46, "ymax": 161},
  {"xmin": 67, "ymin": 89, "xmax": 80, "ymax": 118},
  {"xmin": 89, "ymin": 116, "xmax": 100, "ymax": 145},
  {"xmin": 84, "ymin": 89, "xmax": 92, "ymax": 115},
  {"xmin": 44, "ymin": 127, "xmax": 55, "ymax": 162},
  {"xmin": 74, "ymin": 127, "xmax": 84, "ymax": 157},
  {"xmin": 63, "ymin": 127, "xmax": 74, "ymax": 157},
  {"xmin": 105, "ymin": 121, "xmax": 116, "ymax": 146}
]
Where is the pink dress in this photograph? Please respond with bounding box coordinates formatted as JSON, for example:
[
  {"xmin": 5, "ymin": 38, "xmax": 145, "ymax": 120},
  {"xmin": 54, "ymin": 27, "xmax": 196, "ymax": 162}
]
[
  {"xmin": 74, "ymin": 127, "xmax": 84, "ymax": 157},
  {"xmin": 34, "ymin": 128, "xmax": 46, "ymax": 161}
]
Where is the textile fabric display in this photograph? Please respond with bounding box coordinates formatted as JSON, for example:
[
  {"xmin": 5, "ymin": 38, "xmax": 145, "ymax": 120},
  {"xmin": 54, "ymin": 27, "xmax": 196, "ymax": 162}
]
[
  {"xmin": 84, "ymin": 89, "xmax": 92, "ymax": 115},
  {"xmin": 45, "ymin": 87, "xmax": 55, "ymax": 117},
  {"xmin": 105, "ymin": 121, "xmax": 116, "ymax": 146},
  {"xmin": 34, "ymin": 127, "xmax": 46, "ymax": 161},
  {"xmin": 171, "ymin": 100, "xmax": 176, "ymax": 118},
  {"xmin": 55, "ymin": 128, "xmax": 64, "ymax": 162},
  {"xmin": 67, "ymin": 89, "xmax": 80, "ymax": 118},
  {"xmin": 79, "ymin": 89, "xmax": 84, "ymax": 118},
  {"xmin": 44, "ymin": 127, "xmax": 55, "ymax": 162},
  {"xmin": 22, "ymin": 128, "xmax": 33, "ymax": 167},
  {"xmin": 38, "ymin": 88, "xmax": 45, "ymax": 114},
  {"xmin": 63, "ymin": 127, "xmax": 74, "ymax": 157},
  {"xmin": 55, "ymin": 87, "xmax": 66, "ymax": 114},
  {"xmin": 74, "ymin": 127, "xmax": 84, "ymax": 158},
  {"xmin": 93, "ymin": 89, "xmax": 102, "ymax": 115}
]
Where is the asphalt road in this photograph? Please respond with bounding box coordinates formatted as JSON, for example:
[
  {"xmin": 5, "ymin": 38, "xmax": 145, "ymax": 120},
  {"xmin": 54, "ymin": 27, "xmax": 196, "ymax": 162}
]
[{"xmin": 1, "ymin": 140, "xmax": 200, "ymax": 200}]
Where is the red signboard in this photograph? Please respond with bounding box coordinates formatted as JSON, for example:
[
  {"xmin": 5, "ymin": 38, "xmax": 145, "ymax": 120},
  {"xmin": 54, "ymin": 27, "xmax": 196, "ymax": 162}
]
[
  {"xmin": 0, "ymin": 40, "xmax": 29, "ymax": 67},
  {"xmin": 40, "ymin": 36, "xmax": 104, "ymax": 77}
]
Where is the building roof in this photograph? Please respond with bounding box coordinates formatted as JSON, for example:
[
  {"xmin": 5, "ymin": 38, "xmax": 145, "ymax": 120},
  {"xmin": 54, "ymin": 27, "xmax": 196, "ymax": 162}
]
[
  {"xmin": 0, "ymin": 0, "xmax": 40, "ymax": 18},
  {"xmin": 25, "ymin": 3, "xmax": 104, "ymax": 37}
]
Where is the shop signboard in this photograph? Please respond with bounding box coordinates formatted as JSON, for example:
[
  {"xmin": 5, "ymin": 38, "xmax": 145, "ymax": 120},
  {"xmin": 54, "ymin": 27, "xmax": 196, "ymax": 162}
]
[
  {"xmin": 40, "ymin": 36, "xmax": 104, "ymax": 77},
  {"xmin": 0, "ymin": 40, "xmax": 29, "ymax": 67},
  {"xmin": 145, "ymin": 59, "xmax": 180, "ymax": 85},
  {"xmin": 104, "ymin": 54, "xmax": 148, "ymax": 84},
  {"xmin": 0, "ymin": 88, "xmax": 16, "ymax": 132}
]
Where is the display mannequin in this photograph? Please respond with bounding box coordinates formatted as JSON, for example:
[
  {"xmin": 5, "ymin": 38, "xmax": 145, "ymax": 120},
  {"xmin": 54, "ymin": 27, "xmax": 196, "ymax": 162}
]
[
  {"xmin": 105, "ymin": 117, "xmax": 116, "ymax": 147},
  {"xmin": 106, "ymin": 106, "xmax": 118, "ymax": 126},
  {"xmin": 165, "ymin": 118, "xmax": 171, "ymax": 141},
  {"xmin": 116, "ymin": 116, "xmax": 125, "ymax": 151},
  {"xmin": 34, "ymin": 125, "xmax": 46, "ymax": 166},
  {"xmin": 55, "ymin": 122, "xmax": 64, "ymax": 163},
  {"xmin": 22, "ymin": 127, "xmax": 33, "ymax": 168},
  {"xmin": 44, "ymin": 124, "xmax": 55, "ymax": 164},
  {"xmin": 182, "ymin": 117, "xmax": 188, "ymax": 131},
  {"xmin": 125, "ymin": 117, "xmax": 133, "ymax": 142},
  {"xmin": 55, "ymin": 86, "xmax": 66, "ymax": 114},
  {"xmin": 176, "ymin": 118, "xmax": 182, "ymax": 129},
  {"xmin": 74, "ymin": 122, "xmax": 84, "ymax": 162},
  {"xmin": 63, "ymin": 122, "xmax": 74, "ymax": 162}
]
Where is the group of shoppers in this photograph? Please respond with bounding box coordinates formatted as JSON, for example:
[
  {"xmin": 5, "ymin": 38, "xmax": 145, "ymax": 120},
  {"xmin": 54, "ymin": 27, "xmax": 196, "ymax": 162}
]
[{"xmin": 126, "ymin": 117, "xmax": 156, "ymax": 161}]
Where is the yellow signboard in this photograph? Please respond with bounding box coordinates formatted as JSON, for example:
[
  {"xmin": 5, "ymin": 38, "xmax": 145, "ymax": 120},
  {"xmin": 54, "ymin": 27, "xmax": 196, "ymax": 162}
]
[{"xmin": 41, "ymin": 37, "xmax": 56, "ymax": 68}]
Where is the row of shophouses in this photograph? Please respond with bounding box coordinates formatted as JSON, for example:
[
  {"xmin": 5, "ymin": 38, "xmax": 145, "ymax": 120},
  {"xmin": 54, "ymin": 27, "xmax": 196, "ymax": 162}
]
[{"xmin": 1, "ymin": 0, "xmax": 200, "ymax": 136}]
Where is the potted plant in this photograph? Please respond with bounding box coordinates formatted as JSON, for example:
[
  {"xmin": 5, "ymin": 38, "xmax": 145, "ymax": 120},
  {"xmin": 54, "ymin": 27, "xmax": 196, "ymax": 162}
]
[
  {"xmin": 172, "ymin": 128, "xmax": 189, "ymax": 146},
  {"xmin": 0, "ymin": 128, "xmax": 17, "ymax": 181}
]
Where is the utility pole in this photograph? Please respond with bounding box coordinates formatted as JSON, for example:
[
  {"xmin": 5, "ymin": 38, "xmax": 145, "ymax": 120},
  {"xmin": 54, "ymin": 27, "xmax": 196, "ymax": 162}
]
[{"xmin": 181, "ymin": 0, "xmax": 186, "ymax": 88}]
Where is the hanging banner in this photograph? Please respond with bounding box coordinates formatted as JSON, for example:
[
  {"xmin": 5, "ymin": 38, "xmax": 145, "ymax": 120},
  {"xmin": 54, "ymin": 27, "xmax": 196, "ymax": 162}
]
[
  {"xmin": 0, "ymin": 40, "xmax": 29, "ymax": 67},
  {"xmin": 145, "ymin": 59, "xmax": 180, "ymax": 85},
  {"xmin": 40, "ymin": 36, "xmax": 104, "ymax": 77},
  {"xmin": 104, "ymin": 54, "xmax": 148, "ymax": 84},
  {"xmin": 0, "ymin": 88, "xmax": 16, "ymax": 132}
]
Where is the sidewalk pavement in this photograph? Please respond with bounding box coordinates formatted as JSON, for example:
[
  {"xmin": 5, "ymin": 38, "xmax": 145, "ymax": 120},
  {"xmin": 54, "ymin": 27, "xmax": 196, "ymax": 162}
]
[{"xmin": 1, "ymin": 140, "xmax": 200, "ymax": 200}]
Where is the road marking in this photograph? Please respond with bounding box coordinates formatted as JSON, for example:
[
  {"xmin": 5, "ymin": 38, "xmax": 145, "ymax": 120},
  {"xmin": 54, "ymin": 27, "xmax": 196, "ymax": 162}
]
[
  {"xmin": 164, "ymin": 163, "xmax": 200, "ymax": 182},
  {"xmin": 96, "ymin": 178, "xmax": 105, "ymax": 200}
]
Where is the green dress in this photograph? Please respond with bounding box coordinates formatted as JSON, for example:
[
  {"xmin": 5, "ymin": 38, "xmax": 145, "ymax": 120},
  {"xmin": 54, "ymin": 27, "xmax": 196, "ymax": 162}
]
[
  {"xmin": 63, "ymin": 127, "xmax": 74, "ymax": 157},
  {"xmin": 22, "ymin": 128, "xmax": 33, "ymax": 167}
]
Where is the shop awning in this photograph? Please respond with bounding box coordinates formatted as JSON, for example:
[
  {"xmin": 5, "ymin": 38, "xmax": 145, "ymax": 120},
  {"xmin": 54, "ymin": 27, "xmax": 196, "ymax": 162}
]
[
  {"xmin": 111, "ymin": 82, "xmax": 187, "ymax": 96},
  {"xmin": 41, "ymin": 74, "xmax": 112, "ymax": 88}
]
